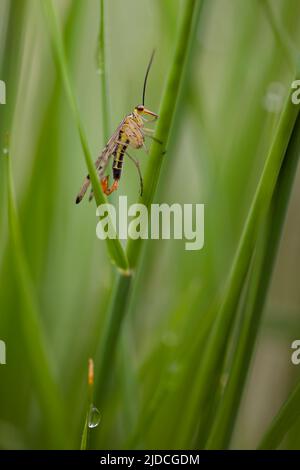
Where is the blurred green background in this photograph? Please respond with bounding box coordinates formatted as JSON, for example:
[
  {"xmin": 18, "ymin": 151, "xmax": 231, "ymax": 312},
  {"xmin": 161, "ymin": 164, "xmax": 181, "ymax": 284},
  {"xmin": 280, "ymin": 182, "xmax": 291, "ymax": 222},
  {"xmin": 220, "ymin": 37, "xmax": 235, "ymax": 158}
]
[{"xmin": 0, "ymin": 0, "xmax": 300, "ymax": 450}]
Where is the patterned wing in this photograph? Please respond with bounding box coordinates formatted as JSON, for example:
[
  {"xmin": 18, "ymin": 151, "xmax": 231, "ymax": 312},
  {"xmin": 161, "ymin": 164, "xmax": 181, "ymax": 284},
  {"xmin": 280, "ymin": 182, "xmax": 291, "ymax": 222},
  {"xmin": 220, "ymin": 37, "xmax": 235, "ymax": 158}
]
[{"xmin": 75, "ymin": 119, "xmax": 125, "ymax": 204}]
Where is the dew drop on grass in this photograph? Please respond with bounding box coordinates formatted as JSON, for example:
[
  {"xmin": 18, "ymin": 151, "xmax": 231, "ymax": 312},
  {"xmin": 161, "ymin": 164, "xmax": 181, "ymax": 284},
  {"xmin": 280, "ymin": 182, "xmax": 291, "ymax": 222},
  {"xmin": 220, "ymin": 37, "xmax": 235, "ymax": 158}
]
[
  {"xmin": 2, "ymin": 148, "xmax": 8, "ymax": 155},
  {"xmin": 88, "ymin": 406, "xmax": 101, "ymax": 428}
]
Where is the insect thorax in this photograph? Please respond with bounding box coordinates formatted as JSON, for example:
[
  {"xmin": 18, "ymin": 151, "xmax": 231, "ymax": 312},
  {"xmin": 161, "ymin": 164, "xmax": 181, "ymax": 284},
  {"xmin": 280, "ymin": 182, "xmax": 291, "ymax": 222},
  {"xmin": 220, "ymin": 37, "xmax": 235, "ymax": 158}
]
[
  {"xmin": 131, "ymin": 110, "xmax": 144, "ymax": 127},
  {"xmin": 118, "ymin": 114, "xmax": 143, "ymax": 149}
]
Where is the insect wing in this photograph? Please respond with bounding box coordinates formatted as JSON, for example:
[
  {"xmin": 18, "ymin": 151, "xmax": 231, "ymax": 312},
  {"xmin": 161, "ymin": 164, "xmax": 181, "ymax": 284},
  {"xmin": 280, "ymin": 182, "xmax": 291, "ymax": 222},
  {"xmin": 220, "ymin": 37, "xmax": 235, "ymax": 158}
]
[{"xmin": 76, "ymin": 119, "xmax": 126, "ymax": 204}]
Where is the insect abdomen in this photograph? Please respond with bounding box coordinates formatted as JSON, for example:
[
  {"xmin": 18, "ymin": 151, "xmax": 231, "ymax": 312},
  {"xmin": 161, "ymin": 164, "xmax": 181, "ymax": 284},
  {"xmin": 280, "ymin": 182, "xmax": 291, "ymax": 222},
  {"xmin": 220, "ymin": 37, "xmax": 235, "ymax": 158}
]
[{"xmin": 112, "ymin": 138, "xmax": 129, "ymax": 180}]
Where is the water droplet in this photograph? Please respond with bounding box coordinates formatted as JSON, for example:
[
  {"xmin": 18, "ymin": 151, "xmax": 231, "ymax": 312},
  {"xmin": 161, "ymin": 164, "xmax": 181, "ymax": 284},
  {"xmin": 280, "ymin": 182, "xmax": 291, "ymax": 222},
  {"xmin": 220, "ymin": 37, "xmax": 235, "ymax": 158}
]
[
  {"xmin": 263, "ymin": 82, "xmax": 286, "ymax": 113},
  {"xmin": 88, "ymin": 406, "xmax": 101, "ymax": 429},
  {"xmin": 3, "ymin": 148, "xmax": 8, "ymax": 155}
]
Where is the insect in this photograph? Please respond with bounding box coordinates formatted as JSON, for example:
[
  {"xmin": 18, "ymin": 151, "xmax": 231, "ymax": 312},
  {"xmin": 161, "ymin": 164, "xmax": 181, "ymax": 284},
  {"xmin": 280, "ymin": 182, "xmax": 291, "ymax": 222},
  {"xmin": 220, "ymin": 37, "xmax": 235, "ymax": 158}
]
[{"xmin": 76, "ymin": 51, "xmax": 159, "ymax": 204}]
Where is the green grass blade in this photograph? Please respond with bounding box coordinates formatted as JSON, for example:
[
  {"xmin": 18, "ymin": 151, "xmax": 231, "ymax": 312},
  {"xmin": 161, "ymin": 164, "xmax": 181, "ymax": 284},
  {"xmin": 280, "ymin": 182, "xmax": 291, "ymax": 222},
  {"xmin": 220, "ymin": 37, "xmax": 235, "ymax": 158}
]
[
  {"xmin": 258, "ymin": 378, "xmax": 300, "ymax": 449},
  {"xmin": 5, "ymin": 149, "xmax": 68, "ymax": 449},
  {"xmin": 205, "ymin": 219, "xmax": 271, "ymax": 449},
  {"xmin": 180, "ymin": 77, "xmax": 300, "ymax": 447},
  {"xmin": 0, "ymin": 0, "xmax": 27, "ymax": 257},
  {"xmin": 260, "ymin": 0, "xmax": 297, "ymax": 70},
  {"xmin": 97, "ymin": 0, "xmax": 111, "ymax": 143},
  {"xmin": 94, "ymin": 273, "xmax": 132, "ymax": 405},
  {"xmin": 206, "ymin": 110, "xmax": 300, "ymax": 449},
  {"xmin": 81, "ymin": 359, "xmax": 97, "ymax": 450},
  {"xmin": 126, "ymin": 0, "xmax": 203, "ymax": 269},
  {"xmin": 42, "ymin": 0, "xmax": 129, "ymax": 272},
  {"xmin": 93, "ymin": 0, "xmax": 203, "ymax": 430},
  {"xmin": 80, "ymin": 418, "xmax": 88, "ymax": 451},
  {"xmin": 0, "ymin": 0, "xmax": 27, "ymax": 142}
]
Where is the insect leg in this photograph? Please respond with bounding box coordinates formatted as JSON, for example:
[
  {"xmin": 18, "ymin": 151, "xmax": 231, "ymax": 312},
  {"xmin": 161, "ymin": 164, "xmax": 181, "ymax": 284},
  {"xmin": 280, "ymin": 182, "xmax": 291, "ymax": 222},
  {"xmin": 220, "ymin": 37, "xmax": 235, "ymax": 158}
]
[
  {"xmin": 141, "ymin": 128, "xmax": 163, "ymax": 145},
  {"xmin": 124, "ymin": 151, "xmax": 144, "ymax": 197},
  {"xmin": 88, "ymin": 165, "xmax": 113, "ymax": 201},
  {"xmin": 76, "ymin": 175, "xmax": 91, "ymax": 204},
  {"xmin": 145, "ymin": 134, "xmax": 163, "ymax": 145},
  {"xmin": 142, "ymin": 115, "xmax": 158, "ymax": 123},
  {"xmin": 76, "ymin": 146, "xmax": 112, "ymax": 203},
  {"xmin": 101, "ymin": 175, "xmax": 119, "ymax": 195}
]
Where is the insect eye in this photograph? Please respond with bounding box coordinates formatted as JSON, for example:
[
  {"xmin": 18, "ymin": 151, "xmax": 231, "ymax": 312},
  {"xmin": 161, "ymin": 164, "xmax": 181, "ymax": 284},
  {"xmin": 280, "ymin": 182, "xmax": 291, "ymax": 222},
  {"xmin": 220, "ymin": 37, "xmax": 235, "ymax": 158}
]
[{"xmin": 137, "ymin": 105, "xmax": 144, "ymax": 112}]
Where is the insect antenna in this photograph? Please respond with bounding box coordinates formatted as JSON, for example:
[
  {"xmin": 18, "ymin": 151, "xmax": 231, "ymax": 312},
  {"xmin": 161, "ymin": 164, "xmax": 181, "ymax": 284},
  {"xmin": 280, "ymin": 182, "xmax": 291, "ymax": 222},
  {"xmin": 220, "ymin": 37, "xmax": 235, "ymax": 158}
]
[{"xmin": 142, "ymin": 50, "xmax": 155, "ymax": 106}]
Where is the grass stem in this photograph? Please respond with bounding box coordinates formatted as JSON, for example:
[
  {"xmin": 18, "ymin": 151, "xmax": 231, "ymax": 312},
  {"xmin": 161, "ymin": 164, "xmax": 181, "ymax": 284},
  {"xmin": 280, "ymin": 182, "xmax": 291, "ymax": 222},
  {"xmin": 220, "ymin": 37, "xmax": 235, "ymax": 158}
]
[
  {"xmin": 258, "ymin": 378, "xmax": 300, "ymax": 449},
  {"xmin": 5, "ymin": 148, "xmax": 68, "ymax": 448},
  {"xmin": 97, "ymin": 0, "xmax": 111, "ymax": 143},
  {"xmin": 42, "ymin": 0, "xmax": 128, "ymax": 272},
  {"xmin": 206, "ymin": 111, "xmax": 300, "ymax": 449},
  {"xmin": 181, "ymin": 76, "xmax": 300, "ymax": 448},
  {"xmin": 93, "ymin": 0, "xmax": 203, "ymax": 417}
]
